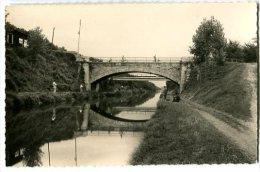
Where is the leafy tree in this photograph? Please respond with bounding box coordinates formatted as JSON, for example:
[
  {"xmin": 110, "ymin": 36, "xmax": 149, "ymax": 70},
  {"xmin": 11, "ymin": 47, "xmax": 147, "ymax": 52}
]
[
  {"xmin": 226, "ymin": 40, "xmax": 244, "ymax": 61},
  {"xmin": 243, "ymin": 43, "xmax": 257, "ymax": 62},
  {"xmin": 27, "ymin": 27, "xmax": 48, "ymax": 55},
  {"xmin": 190, "ymin": 16, "xmax": 227, "ymax": 65}
]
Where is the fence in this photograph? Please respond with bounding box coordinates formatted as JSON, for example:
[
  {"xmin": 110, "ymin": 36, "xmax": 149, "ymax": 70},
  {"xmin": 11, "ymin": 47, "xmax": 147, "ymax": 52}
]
[
  {"xmin": 88, "ymin": 56, "xmax": 192, "ymax": 63},
  {"xmin": 225, "ymin": 58, "xmax": 244, "ymax": 63},
  {"xmin": 183, "ymin": 61, "xmax": 225, "ymax": 92}
]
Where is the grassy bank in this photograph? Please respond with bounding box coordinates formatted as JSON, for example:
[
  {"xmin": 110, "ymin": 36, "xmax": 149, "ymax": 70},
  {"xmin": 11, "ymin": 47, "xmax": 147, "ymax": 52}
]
[
  {"xmin": 182, "ymin": 63, "xmax": 256, "ymax": 121},
  {"xmin": 130, "ymin": 100, "xmax": 252, "ymax": 164},
  {"xmin": 6, "ymin": 47, "xmax": 81, "ymax": 92},
  {"xmin": 6, "ymin": 85, "xmax": 156, "ymax": 111}
]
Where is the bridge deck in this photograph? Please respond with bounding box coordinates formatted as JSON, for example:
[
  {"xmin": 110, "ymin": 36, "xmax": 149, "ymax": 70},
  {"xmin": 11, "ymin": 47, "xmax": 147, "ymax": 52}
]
[{"xmin": 75, "ymin": 56, "xmax": 190, "ymax": 63}]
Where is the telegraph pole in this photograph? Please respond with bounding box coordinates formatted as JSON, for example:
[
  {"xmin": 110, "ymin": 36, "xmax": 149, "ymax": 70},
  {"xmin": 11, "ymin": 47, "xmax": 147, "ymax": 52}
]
[
  {"xmin": 51, "ymin": 27, "xmax": 55, "ymax": 44},
  {"xmin": 48, "ymin": 142, "xmax": 51, "ymax": 166},
  {"xmin": 77, "ymin": 19, "xmax": 81, "ymax": 54}
]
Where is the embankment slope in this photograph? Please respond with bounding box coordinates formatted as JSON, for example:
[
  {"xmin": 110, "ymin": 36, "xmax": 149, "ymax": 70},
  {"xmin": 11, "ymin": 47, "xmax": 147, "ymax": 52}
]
[{"xmin": 183, "ymin": 63, "xmax": 257, "ymax": 121}]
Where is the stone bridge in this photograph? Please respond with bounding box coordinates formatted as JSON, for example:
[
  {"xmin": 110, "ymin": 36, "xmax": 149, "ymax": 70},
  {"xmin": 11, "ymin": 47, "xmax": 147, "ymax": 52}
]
[{"xmin": 74, "ymin": 55, "xmax": 190, "ymax": 93}]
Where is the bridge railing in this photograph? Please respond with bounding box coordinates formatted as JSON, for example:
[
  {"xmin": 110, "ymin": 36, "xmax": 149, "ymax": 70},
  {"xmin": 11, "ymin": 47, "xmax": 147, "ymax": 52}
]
[{"xmin": 88, "ymin": 57, "xmax": 191, "ymax": 63}]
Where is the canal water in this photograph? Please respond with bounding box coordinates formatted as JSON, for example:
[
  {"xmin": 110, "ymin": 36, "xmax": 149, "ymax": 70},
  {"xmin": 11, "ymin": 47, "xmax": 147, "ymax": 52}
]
[{"xmin": 6, "ymin": 90, "xmax": 163, "ymax": 167}]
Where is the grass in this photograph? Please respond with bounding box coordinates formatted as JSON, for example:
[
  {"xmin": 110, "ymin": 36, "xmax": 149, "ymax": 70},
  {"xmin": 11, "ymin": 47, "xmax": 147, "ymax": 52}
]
[
  {"xmin": 182, "ymin": 63, "xmax": 256, "ymax": 121},
  {"xmin": 130, "ymin": 100, "xmax": 253, "ymax": 165}
]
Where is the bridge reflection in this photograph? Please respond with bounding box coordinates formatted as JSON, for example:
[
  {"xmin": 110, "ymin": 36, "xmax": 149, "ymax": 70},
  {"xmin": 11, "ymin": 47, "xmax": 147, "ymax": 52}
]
[
  {"xmin": 75, "ymin": 103, "xmax": 153, "ymax": 135},
  {"xmin": 73, "ymin": 103, "xmax": 151, "ymax": 166}
]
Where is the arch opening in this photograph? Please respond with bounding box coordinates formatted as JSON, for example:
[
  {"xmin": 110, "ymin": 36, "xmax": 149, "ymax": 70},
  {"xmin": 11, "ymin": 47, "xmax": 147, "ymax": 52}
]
[{"xmin": 91, "ymin": 71, "xmax": 179, "ymax": 87}]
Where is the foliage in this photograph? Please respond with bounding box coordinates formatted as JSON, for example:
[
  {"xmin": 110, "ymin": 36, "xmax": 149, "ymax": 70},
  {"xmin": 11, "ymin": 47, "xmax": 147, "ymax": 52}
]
[
  {"xmin": 6, "ymin": 22, "xmax": 26, "ymax": 33},
  {"xmin": 6, "ymin": 47, "xmax": 80, "ymax": 92},
  {"xmin": 225, "ymin": 40, "xmax": 257, "ymax": 62},
  {"xmin": 243, "ymin": 43, "xmax": 257, "ymax": 62},
  {"xmin": 27, "ymin": 27, "xmax": 49, "ymax": 55},
  {"xmin": 190, "ymin": 17, "xmax": 227, "ymax": 65},
  {"xmin": 98, "ymin": 76, "xmax": 158, "ymax": 93},
  {"xmin": 226, "ymin": 40, "xmax": 244, "ymax": 60}
]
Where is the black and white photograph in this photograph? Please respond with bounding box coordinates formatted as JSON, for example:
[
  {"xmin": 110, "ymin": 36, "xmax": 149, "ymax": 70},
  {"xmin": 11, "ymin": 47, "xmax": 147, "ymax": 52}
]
[{"xmin": 0, "ymin": 0, "xmax": 259, "ymax": 170}]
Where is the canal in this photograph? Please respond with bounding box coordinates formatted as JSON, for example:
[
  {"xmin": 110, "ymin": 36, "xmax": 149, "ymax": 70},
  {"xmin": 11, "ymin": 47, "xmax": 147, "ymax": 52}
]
[{"xmin": 6, "ymin": 87, "xmax": 164, "ymax": 166}]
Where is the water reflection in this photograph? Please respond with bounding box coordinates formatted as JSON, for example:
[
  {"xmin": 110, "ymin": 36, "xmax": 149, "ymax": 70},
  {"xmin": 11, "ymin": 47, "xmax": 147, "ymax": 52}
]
[{"xmin": 6, "ymin": 91, "xmax": 161, "ymax": 166}]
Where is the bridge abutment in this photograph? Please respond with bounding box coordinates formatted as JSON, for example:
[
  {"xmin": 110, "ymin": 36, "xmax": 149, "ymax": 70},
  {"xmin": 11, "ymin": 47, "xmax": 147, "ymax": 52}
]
[
  {"xmin": 180, "ymin": 62, "xmax": 186, "ymax": 93},
  {"xmin": 83, "ymin": 63, "xmax": 91, "ymax": 91}
]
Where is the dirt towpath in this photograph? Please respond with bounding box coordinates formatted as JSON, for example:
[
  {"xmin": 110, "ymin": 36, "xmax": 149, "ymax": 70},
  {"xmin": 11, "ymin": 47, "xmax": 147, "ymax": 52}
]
[
  {"xmin": 182, "ymin": 63, "xmax": 257, "ymax": 161},
  {"xmin": 193, "ymin": 107, "xmax": 256, "ymax": 161}
]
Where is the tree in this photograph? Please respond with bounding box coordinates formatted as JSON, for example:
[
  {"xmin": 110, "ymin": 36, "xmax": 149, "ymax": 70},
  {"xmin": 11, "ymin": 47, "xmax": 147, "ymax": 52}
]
[
  {"xmin": 27, "ymin": 27, "xmax": 48, "ymax": 55},
  {"xmin": 226, "ymin": 40, "xmax": 244, "ymax": 61},
  {"xmin": 189, "ymin": 16, "xmax": 227, "ymax": 65},
  {"xmin": 243, "ymin": 43, "xmax": 257, "ymax": 62}
]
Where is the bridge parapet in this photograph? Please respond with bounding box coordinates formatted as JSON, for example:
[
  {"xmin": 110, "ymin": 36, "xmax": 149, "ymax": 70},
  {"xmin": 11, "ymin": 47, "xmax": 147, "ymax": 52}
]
[{"xmin": 87, "ymin": 56, "xmax": 182, "ymax": 63}]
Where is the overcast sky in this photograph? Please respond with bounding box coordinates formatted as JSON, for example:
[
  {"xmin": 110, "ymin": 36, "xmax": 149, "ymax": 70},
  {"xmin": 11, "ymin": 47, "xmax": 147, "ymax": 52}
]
[{"xmin": 6, "ymin": 3, "xmax": 257, "ymax": 60}]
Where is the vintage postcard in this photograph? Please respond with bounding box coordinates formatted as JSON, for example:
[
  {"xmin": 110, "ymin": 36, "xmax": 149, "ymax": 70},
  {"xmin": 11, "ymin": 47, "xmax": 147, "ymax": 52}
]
[{"xmin": 1, "ymin": 1, "xmax": 259, "ymax": 171}]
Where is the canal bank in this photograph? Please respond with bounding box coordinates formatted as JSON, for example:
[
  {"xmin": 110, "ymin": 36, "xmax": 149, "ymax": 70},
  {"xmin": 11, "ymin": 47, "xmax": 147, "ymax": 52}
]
[
  {"xmin": 6, "ymin": 87, "xmax": 156, "ymax": 111},
  {"xmin": 130, "ymin": 100, "xmax": 254, "ymax": 164},
  {"xmin": 6, "ymin": 92, "xmax": 92, "ymax": 110}
]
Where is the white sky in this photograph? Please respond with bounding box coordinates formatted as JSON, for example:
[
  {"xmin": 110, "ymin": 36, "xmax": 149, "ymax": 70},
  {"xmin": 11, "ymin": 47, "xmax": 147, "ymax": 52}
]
[{"xmin": 6, "ymin": 3, "xmax": 257, "ymax": 60}]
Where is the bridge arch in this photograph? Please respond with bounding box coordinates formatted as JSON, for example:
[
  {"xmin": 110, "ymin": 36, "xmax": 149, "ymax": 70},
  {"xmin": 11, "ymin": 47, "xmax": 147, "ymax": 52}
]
[{"xmin": 91, "ymin": 71, "xmax": 179, "ymax": 87}]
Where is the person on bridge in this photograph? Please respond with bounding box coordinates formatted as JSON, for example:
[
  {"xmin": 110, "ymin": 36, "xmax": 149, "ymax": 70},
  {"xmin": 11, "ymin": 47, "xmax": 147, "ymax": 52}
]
[
  {"xmin": 154, "ymin": 55, "xmax": 157, "ymax": 63},
  {"xmin": 121, "ymin": 56, "xmax": 125, "ymax": 63},
  {"xmin": 53, "ymin": 81, "xmax": 57, "ymax": 93}
]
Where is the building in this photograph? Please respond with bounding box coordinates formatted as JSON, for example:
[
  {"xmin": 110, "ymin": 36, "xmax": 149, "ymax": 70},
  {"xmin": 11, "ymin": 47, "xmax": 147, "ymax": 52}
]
[{"xmin": 6, "ymin": 28, "xmax": 28, "ymax": 47}]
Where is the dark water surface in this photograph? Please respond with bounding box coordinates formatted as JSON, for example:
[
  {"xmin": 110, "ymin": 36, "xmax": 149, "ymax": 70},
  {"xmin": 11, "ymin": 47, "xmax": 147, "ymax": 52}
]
[{"xmin": 6, "ymin": 91, "xmax": 161, "ymax": 166}]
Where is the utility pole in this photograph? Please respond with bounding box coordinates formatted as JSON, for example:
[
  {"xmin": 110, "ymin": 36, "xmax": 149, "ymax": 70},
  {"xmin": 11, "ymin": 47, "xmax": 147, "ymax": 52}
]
[
  {"xmin": 74, "ymin": 109, "xmax": 79, "ymax": 166},
  {"xmin": 77, "ymin": 19, "xmax": 81, "ymax": 54},
  {"xmin": 257, "ymin": 3, "xmax": 259, "ymax": 62},
  {"xmin": 48, "ymin": 141, "xmax": 51, "ymax": 166},
  {"xmin": 51, "ymin": 27, "xmax": 55, "ymax": 44}
]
